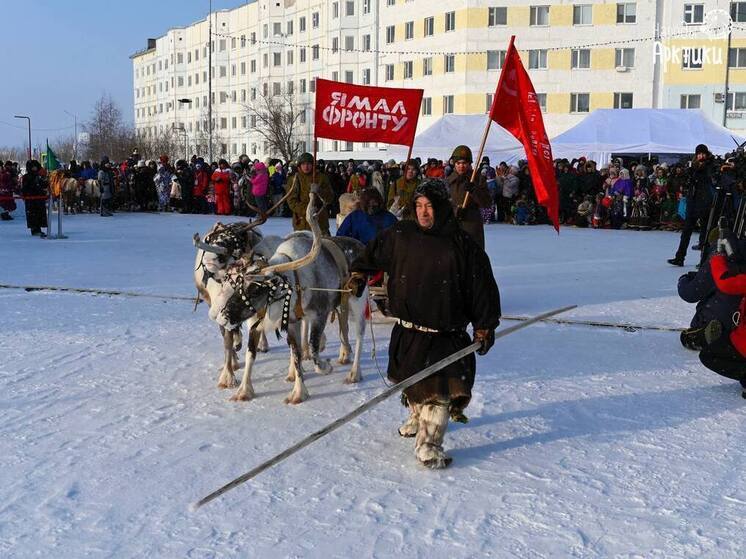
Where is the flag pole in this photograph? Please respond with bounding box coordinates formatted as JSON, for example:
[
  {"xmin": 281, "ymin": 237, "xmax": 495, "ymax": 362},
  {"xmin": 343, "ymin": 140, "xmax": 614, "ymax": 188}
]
[
  {"xmin": 45, "ymin": 139, "xmax": 53, "ymax": 239},
  {"xmin": 312, "ymin": 134, "xmax": 317, "ymax": 185},
  {"xmin": 462, "ymin": 35, "xmax": 516, "ymax": 210}
]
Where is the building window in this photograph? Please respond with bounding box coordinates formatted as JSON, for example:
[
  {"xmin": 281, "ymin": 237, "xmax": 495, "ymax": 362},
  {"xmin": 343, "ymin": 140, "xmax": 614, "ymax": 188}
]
[
  {"xmin": 403, "ymin": 61, "xmax": 413, "ymax": 79},
  {"xmin": 423, "ymin": 57, "xmax": 433, "ymax": 75},
  {"xmin": 616, "ymin": 3, "xmax": 636, "ymax": 23},
  {"xmin": 251, "ymin": 60, "xmax": 257, "ymax": 73},
  {"xmin": 680, "ymin": 94, "xmax": 701, "ymax": 109},
  {"xmin": 732, "ymin": 2, "xmax": 746, "ymax": 22},
  {"xmin": 333, "ymin": 1, "xmax": 339, "ymax": 18},
  {"xmin": 363, "ymin": 0, "xmax": 371, "ymax": 14},
  {"xmin": 488, "ymin": 7, "xmax": 507, "ymax": 26},
  {"xmin": 536, "ymin": 93, "xmax": 547, "ymax": 112},
  {"xmin": 345, "ymin": 71, "xmax": 354, "ymax": 83},
  {"xmin": 345, "ymin": 36, "xmax": 354, "ymax": 51},
  {"xmin": 682, "ymin": 47, "xmax": 703, "ymax": 69},
  {"xmin": 312, "ymin": 12, "xmax": 319, "ymax": 28},
  {"xmin": 422, "ymin": 97, "xmax": 432, "ymax": 116},
  {"xmin": 299, "ymin": 80, "xmax": 306, "ymax": 93},
  {"xmin": 220, "ymin": 117, "xmax": 227, "ymax": 129},
  {"xmin": 387, "ymin": 0, "xmax": 395, "ymax": 5},
  {"xmin": 332, "ymin": 37, "xmax": 339, "ymax": 53},
  {"xmin": 405, "ymin": 21, "xmax": 414, "ymax": 40},
  {"xmin": 443, "ymin": 95, "xmax": 454, "ymax": 114},
  {"xmin": 287, "ymin": 50, "xmax": 294, "ymax": 65},
  {"xmin": 287, "ymin": 20, "xmax": 294, "ymax": 35},
  {"xmin": 528, "ymin": 49, "xmax": 547, "ymax": 69},
  {"xmin": 346, "ymin": 0, "xmax": 355, "ymax": 16},
  {"xmin": 273, "ymin": 82, "xmax": 281, "ymax": 96},
  {"xmin": 571, "ymin": 49, "xmax": 591, "ymax": 69},
  {"xmin": 299, "ymin": 16, "xmax": 306, "ymax": 32},
  {"xmin": 273, "ymin": 22, "xmax": 282, "ymax": 35},
  {"xmin": 729, "ymin": 48, "xmax": 746, "ymax": 67},
  {"xmin": 424, "ymin": 16, "xmax": 434, "ymax": 36},
  {"xmin": 444, "ymin": 54, "xmax": 455, "ymax": 72},
  {"xmin": 530, "ymin": 5, "xmax": 550, "ymax": 26},
  {"xmin": 312, "ymin": 45, "xmax": 320, "ymax": 60},
  {"xmin": 573, "ymin": 4, "xmax": 592, "ymax": 25},
  {"xmin": 362, "ymin": 68, "xmax": 371, "ymax": 84},
  {"xmin": 385, "ymin": 64, "xmax": 394, "ymax": 81},
  {"xmin": 570, "ymin": 93, "xmax": 590, "ymax": 113},
  {"xmin": 485, "ymin": 93, "xmax": 494, "ymax": 113},
  {"xmin": 728, "ymin": 92, "xmax": 746, "ymax": 111},
  {"xmin": 363, "ymin": 34, "xmax": 371, "ymax": 51},
  {"xmin": 300, "ymin": 48, "xmax": 306, "ymax": 63},
  {"xmin": 613, "ymin": 92, "xmax": 633, "ymax": 108},
  {"xmin": 386, "ymin": 25, "xmax": 395, "ymax": 43},
  {"xmin": 683, "ymin": 4, "xmax": 704, "ymax": 24},
  {"xmin": 615, "ymin": 48, "xmax": 635, "ymax": 67},
  {"xmin": 487, "ymin": 50, "xmax": 506, "ymax": 70},
  {"xmin": 445, "ymin": 11, "xmax": 456, "ymax": 31}
]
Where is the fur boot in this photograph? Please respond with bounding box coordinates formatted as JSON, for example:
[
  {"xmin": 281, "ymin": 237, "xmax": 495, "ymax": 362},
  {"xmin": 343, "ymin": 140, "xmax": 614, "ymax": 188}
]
[
  {"xmin": 398, "ymin": 404, "xmax": 420, "ymax": 437},
  {"xmin": 415, "ymin": 401, "xmax": 451, "ymax": 469}
]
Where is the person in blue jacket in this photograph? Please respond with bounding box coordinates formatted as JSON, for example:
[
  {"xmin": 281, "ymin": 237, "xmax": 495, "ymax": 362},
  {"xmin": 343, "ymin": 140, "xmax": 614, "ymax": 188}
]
[{"xmin": 337, "ymin": 187, "xmax": 397, "ymax": 244}]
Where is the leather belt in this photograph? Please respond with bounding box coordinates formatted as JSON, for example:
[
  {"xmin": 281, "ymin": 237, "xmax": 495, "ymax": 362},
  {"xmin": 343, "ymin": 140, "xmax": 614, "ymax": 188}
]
[{"xmin": 398, "ymin": 319, "xmax": 440, "ymax": 333}]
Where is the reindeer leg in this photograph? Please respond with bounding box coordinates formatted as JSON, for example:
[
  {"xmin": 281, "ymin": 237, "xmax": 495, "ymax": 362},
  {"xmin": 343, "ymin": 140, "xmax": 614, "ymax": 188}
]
[
  {"xmin": 310, "ymin": 316, "xmax": 333, "ymax": 376},
  {"xmin": 257, "ymin": 331, "xmax": 269, "ymax": 353},
  {"xmin": 232, "ymin": 328, "xmax": 243, "ymax": 369},
  {"xmin": 337, "ymin": 304, "xmax": 352, "ymax": 365},
  {"xmin": 217, "ymin": 326, "xmax": 238, "ymax": 389},
  {"xmin": 231, "ymin": 323, "xmax": 260, "ymax": 401},
  {"xmin": 301, "ymin": 319, "xmax": 312, "ymax": 361},
  {"xmin": 344, "ymin": 293, "xmax": 367, "ymax": 384},
  {"xmin": 285, "ymin": 321, "xmax": 309, "ymax": 404}
]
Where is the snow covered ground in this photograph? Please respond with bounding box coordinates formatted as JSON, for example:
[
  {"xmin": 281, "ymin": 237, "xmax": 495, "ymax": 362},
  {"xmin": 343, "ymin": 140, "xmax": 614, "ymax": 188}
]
[{"xmin": 2, "ymin": 208, "xmax": 745, "ymax": 558}]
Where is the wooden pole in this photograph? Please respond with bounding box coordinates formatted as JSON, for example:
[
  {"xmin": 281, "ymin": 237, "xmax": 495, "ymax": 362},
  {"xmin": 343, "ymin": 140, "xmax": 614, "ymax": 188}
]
[
  {"xmin": 312, "ymin": 136, "xmax": 318, "ymax": 184},
  {"xmin": 191, "ymin": 304, "xmax": 577, "ymax": 510},
  {"xmin": 461, "ymin": 117, "xmax": 493, "ymax": 209}
]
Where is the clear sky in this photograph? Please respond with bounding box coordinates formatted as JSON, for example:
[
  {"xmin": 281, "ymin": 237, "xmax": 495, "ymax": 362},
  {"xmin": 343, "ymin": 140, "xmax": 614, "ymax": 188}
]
[{"xmin": 0, "ymin": 0, "xmax": 247, "ymax": 149}]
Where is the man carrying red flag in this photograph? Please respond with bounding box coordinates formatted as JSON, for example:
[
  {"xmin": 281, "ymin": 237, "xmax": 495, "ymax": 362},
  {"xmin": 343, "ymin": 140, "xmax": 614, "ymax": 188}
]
[{"xmin": 489, "ymin": 36, "xmax": 559, "ymax": 231}]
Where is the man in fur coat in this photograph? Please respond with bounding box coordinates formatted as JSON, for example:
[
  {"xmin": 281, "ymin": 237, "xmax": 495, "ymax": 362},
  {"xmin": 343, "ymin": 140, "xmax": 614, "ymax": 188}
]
[
  {"xmin": 447, "ymin": 145, "xmax": 492, "ymax": 249},
  {"xmin": 347, "ymin": 178, "xmax": 501, "ymax": 468}
]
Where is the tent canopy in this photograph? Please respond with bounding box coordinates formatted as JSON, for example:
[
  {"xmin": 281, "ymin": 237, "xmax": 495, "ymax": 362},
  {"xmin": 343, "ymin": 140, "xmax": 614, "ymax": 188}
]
[
  {"xmin": 386, "ymin": 114, "xmax": 524, "ymax": 164},
  {"xmin": 550, "ymin": 109, "xmax": 745, "ymax": 163}
]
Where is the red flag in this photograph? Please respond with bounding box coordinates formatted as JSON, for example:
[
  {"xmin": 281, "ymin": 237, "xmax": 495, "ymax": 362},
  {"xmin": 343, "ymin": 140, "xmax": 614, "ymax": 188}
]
[
  {"xmin": 489, "ymin": 36, "xmax": 559, "ymax": 232},
  {"xmin": 314, "ymin": 79, "xmax": 423, "ymax": 147}
]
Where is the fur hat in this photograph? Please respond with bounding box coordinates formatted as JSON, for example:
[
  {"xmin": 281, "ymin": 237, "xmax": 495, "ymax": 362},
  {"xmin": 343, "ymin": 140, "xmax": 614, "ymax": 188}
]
[
  {"xmin": 298, "ymin": 152, "xmax": 314, "ymax": 165},
  {"xmin": 413, "ymin": 178, "xmax": 451, "ymax": 204},
  {"xmin": 451, "ymin": 145, "xmax": 473, "ymax": 163},
  {"xmin": 695, "ymin": 143, "xmax": 710, "ymax": 155}
]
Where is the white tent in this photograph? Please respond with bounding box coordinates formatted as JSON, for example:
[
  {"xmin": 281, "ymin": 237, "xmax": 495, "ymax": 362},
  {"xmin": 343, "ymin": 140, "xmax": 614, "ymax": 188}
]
[
  {"xmin": 549, "ymin": 109, "xmax": 745, "ymax": 164},
  {"xmin": 385, "ymin": 114, "xmax": 524, "ymax": 164}
]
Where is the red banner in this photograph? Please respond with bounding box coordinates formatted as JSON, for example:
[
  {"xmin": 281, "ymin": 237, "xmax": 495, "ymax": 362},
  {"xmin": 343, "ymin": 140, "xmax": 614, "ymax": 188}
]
[
  {"xmin": 314, "ymin": 79, "xmax": 423, "ymax": 147},
  {"xmin": 489, "ymin": 37, "xmax": 559, "ymax": 232}
]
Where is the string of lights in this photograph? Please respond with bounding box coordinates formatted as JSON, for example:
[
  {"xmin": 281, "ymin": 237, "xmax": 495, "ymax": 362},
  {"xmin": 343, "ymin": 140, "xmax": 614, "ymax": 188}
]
[
  {"xmin": 207, "ymin": 23, "xmax": 741, "ymax": 59},
  {"xmin": 0, "ymin": 121, "xmax": 75, "ymax": 132}
]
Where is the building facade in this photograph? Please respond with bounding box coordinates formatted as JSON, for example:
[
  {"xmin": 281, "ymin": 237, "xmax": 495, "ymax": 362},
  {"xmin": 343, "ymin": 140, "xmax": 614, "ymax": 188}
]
[{"xmin": 131, "ymin": 0, "xmax": 746, "ymax": 161}]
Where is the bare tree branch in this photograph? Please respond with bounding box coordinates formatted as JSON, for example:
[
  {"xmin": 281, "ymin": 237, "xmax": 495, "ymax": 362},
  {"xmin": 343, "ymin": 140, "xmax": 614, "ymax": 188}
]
[{"xmin": 244, "ymin": 91, "xmax": 305, "ymax": 162}]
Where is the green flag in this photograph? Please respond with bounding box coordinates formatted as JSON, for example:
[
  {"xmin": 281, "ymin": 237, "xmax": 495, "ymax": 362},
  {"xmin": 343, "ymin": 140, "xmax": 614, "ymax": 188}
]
[{"xmin": 45, "ymin": 140, "xmax": 60, "ymax": 171}]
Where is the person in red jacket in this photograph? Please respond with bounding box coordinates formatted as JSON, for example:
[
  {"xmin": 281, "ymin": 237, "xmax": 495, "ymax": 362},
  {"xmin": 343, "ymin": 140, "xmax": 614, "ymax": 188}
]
[
  {"xmin": 702, "ymin": 235, "xmax": 746, "ymax": 397},
  {"xmin": 212, "ymin": 159, "xmax": 232, "ymax": 215},
  {"xmin": 193, "ymin": 160, "xmax": 210, "ymax": 213}
]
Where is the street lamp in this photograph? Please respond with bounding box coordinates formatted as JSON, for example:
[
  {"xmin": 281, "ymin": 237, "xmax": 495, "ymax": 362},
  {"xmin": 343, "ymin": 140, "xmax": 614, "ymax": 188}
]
[
  {"xmin": 173, "ymin": 124, "xmax": 188, "ymax": 161},
  {"xmin": 14, "ymin": 115, "xmax": 31, "ymax": 160},
  {"xmin": 64, "ymin": 110, "xmax": 78, "ymax": 161}
]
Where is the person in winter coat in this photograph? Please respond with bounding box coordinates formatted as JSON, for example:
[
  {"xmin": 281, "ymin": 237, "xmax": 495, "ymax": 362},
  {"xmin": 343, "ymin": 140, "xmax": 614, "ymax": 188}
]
[
  {"xmin": 669, "ymin": 144, "xmax": 716, "ymax": 266},
  {"xmin": 446, "ymin": 145, "xmax": 492, "ymax": 249},
  {"xmin": 21, "ymin": 160, "xmax": 48, "ymax": 236},
  {"xmin": 0, "ymin": 160, "xmax": 17, "ymax": 220},
  {"xmin": 97, "ymin": 158, "xmax": 114, "ymax": 217},
  {"xmin": 154, "ymin": 157, "xmax": 173, "ymax": 212},
  {"xmin": 212, "ymin": 159, "xmax": 233, "ymax": 215},
  {"xmin": 346, "ymin": 178, "xmax": 501, "ymax": 469},
  {"xmin": 286, "ymin": 152, "xmax": 334, "ymax": 235},
  {"xmin": 387, "ymin": 160, "xmax": 420, "ymax": 220},
  {"xmin": 695, "ymin": 237, "xmax": 746, "ymax": 397},
  {"xmin": 270, "ymin": 162, "xmax": 287, "ymax": 216},
  {"xmin": 250, "ymin": 161, "xmax": 270, "ymax": 214},
  {"xmin": 337, "ymin": 187, "xmax": 397, "ymax": 244},
  {"xmin": 193, "ymin": 160, "xmax": 210, "ymax": 213},
  {"xmin": 175, "ymin": 159, "xmax": 195, "ymax": 214}
]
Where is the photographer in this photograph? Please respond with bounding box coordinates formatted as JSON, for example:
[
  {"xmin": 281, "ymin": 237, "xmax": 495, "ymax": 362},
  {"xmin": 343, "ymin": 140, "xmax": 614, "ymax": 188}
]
[
  {"xmin": 668, "ymin": 144, "xmax": 716, "ymax": 267},
  {"xmin": 695, "ymin": 224, "xmax": 746, "ymax": 397}
]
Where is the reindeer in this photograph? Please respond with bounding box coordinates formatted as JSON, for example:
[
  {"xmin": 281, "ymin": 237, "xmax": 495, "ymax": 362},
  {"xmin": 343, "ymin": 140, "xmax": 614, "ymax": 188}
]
[
  {"xmin": 192, "ymin": 184, "xmax": 295, "ymax": 389},
  {"xmin": 208, "ymin": 193, "xmax": 368, "ymax": 404},
  {"xmin": 81, "ymin": 179, "xmax": 100, "ymax": 213}
]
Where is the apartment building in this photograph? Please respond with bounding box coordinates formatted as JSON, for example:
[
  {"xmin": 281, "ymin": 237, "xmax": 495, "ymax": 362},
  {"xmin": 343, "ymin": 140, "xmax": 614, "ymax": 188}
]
[{"xmin": 131, "ymin": 0, "xmax": 746, "ymax": 161}]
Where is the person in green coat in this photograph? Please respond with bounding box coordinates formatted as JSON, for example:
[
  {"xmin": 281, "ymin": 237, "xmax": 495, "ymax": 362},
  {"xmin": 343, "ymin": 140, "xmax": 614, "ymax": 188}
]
[{"xmin": 286, "ymin": 152, "xmax": 334, "ymax": 235}]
